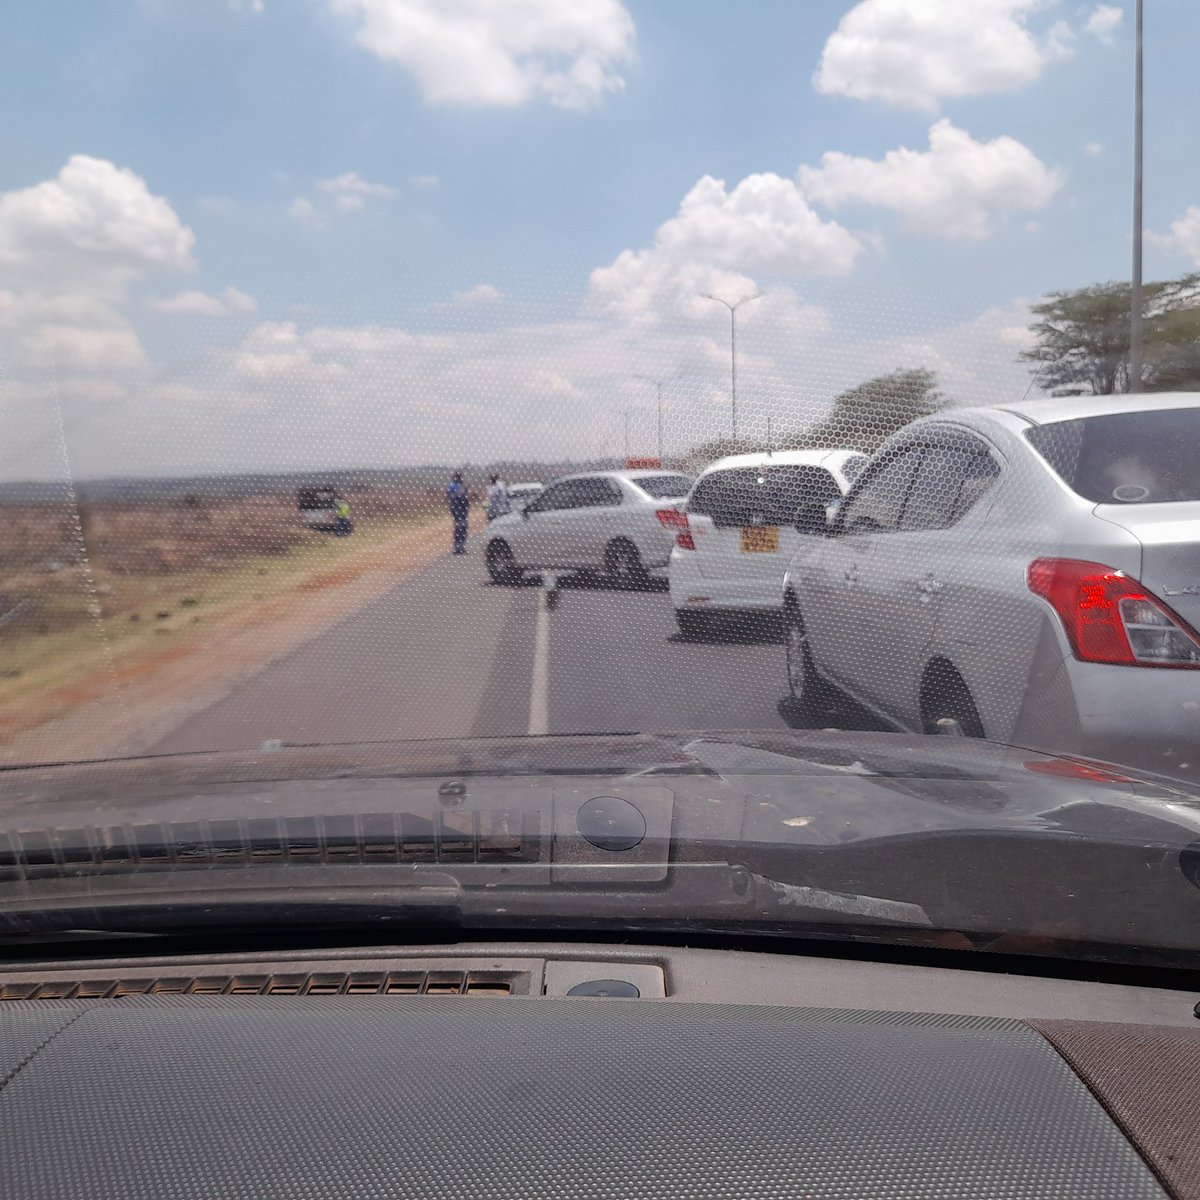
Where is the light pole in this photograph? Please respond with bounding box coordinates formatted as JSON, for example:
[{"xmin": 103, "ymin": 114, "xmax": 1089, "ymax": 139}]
[
  {"xmin": 634, "ymin": 375, "xmax": 669, "ymax": 461},
  {"xmin": 701, "ymin": 291, "xmax": 761, "ymax": 442},
  {"xmin": 1130, "ymin": 0, "xmax": 1145, "ymax": 392},
  {"xmin": 622, "ymin": 409, "xmax": 631, "ymax": 460}
]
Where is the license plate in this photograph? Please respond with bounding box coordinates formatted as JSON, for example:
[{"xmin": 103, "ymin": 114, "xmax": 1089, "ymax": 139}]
[{"xmin": 740, "ymin": 525, "xmax": 779, "ymax": 553}]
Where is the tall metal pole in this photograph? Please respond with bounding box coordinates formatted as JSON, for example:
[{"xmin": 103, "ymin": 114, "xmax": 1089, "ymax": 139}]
[
  {"xmin": 1130, "ymin": 0, "xmax": 1145, "ymax": 392},
  {"xmin": 701, "ymin": 292, "xmax": 762, "ymax": 442},
  {"xmin": 655, "ymin": 380, "xmax": 664, "ymax": 461},
  {"xmin": 634, "ymin": 375, "xmax": 671, "ymax": 462},
  {"xmin": 623, "ymin": 410, "xmax": 631, "ymax": 460}
]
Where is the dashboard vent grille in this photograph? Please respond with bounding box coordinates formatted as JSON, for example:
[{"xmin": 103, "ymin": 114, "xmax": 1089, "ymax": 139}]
[
  {"xmin": 0, "ymin": 810, "xmax": 541, "ymax": 881},
  {"xmin": 0, "ymin": 970, "xmax": 518, "ymax": 1002}
]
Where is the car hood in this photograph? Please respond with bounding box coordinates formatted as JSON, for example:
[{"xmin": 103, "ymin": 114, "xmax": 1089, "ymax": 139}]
[
  {"xmin": 3, "ymin": 732, "xmax": 1199, "ymax": 962},
  {"xmin": 3, "ymin": 729, "xmax": 1197, "ymax": 829}
]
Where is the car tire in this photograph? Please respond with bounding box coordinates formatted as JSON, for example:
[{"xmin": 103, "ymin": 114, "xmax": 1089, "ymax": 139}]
[
  {"xmin": 675, "ymin": 609, "xmax": 710, "ymax": 641},
  {"xmin": 604, "ymin": 539, "xmax": 648, "ymax": 589},
  {"xmin": 485, "ymin": 540, "xmax": 521, "ymax": 585},
  {"xmin": 784, "ymin": 604, "xmax": 836, "ymax": 719},
  {"xmin": 920, "ymin": 668, "xmax": 985, "ymax": 738}
]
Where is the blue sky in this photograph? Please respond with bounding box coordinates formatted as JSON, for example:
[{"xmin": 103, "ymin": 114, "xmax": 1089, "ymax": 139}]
[{"xmin": 2, "ymin": 0, "xmax": 1199, "ymax": 479}]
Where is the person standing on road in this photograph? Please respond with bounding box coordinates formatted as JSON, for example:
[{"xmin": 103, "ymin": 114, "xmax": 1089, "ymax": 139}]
[
  {"xmin": 447, "ymin": 472, "xmax": 470, "ymax": 555},
  {"xmin": 486, "ymin": 474, "xmax": 511, "ymax": 523}
]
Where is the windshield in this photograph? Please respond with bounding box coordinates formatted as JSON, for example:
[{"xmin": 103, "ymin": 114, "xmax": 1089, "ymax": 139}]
[
  {"xmin": 634, "ymin": 475, "xmax": 693, "ymax": 500},
  {"xmin": 2, "ymin": 1, "xmax": 1199, "ymax": 969},
  {"xmin": 690, "ymin": 465, "xmax": 843, "ymax": 526},
  {"xmin": 1026, "ymin": 409, "xmax": 1200, "ymax": 503}
]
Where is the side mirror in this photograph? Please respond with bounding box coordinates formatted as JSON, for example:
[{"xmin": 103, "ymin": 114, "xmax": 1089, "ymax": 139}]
[
  {"xmin": 794, "ymin": 500, "xmax": 830, "ymax": 536},
  {"xmin": 522, "ymin": 506, "xmax": 532, "ymax": 519}
]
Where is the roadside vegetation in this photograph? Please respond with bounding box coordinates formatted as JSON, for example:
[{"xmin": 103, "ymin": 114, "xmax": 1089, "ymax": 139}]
[{"xmin": 0, "ymin": 489, "xmax": 442, "ymax": 740}]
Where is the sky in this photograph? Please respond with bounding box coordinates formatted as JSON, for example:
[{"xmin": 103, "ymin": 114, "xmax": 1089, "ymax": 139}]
[{"xmin": 2, "ymin": 0, "xmax": 1199, "ymax": 481}]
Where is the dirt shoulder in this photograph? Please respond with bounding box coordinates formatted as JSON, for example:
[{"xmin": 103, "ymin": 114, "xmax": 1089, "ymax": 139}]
[{"xmin": 1, "ymin": 516, "xmax": 464, "ymax": 766}]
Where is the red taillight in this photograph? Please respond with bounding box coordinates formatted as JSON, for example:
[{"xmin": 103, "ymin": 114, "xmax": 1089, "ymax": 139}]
[
  {"xmin": 1028, "ymin": 557, "xmax": 1200, "ymax": 669},
  {"xmin": 658, "ymin": 508, "xmax": 695, "ymax": 550}
]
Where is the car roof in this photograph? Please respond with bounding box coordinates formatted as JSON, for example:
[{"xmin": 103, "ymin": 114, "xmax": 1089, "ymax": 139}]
[
  {"xmin": 697, "ymin": 448, "xmax": 863, "ymax": 475},
  {"xmin": 992, "ymin": 390, "xmax": 1200, "ymax": 426},
  {"xmin": 555, "ymin": 468, "xmax": 690, "ymax": 484}
]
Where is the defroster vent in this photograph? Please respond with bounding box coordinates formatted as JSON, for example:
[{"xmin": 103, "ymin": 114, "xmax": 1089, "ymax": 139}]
[{"xmin": 0, "ymin": 970, "xmax": 521, "ymax": 1002}]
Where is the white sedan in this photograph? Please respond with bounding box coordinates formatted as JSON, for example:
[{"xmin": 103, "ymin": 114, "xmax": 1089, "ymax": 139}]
[
  {"xmin": 483, "ymin": 469, "xmax": 693, "ymax": 586},
  {"xmin": 668, "ymin": 449, "xmax": 867, "ymax": 638}
]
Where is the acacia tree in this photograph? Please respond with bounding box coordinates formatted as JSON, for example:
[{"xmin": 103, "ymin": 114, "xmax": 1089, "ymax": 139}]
[
  {"xmin": 786, "ymin": 367, "xmax": 948, "ymax": 452},
  {"xmin": 1022, "ymin": 274, "xmax": 1200, "ymax": 395}
]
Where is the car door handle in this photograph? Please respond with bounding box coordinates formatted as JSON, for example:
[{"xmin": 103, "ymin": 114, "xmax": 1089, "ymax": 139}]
[
  {"xmin": 915, "ymin": 575, "xmax": 943, "ymax": 595},
  {"xmin": 844, "ymin": 566, "xmax": 859, "ymax": 584}
]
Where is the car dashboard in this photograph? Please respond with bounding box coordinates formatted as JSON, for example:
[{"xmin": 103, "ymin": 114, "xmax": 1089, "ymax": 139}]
[{"xmin": 1, "ymin": 937, "xmax": 1198, "ymax": 1199}]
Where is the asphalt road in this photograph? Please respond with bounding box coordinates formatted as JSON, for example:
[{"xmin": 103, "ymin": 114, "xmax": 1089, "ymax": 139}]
[{"xmin": 151, "ymin": 546, "xmax": 802, "ymax": 754}]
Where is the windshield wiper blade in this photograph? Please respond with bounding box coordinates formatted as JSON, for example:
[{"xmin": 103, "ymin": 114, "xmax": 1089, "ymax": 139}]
[{"xmin": 0, "ymin": 880, "xmax": 465, "ymax": 938}]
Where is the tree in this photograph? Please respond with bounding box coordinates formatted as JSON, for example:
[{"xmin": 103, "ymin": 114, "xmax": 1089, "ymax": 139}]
[
  {"xmin": 785, "ymin": 367, "xmax": 948, "ymax": 453},
  {"xmin": 681, "ymin": 368, "xmax": 948, "ymax": 471},
  {"xmin": 1023, "ymin": 274, "xmax": 1200, "ymax": 396}
]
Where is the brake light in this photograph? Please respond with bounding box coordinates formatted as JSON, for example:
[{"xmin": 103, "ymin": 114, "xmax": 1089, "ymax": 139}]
[
  {"xmin": 1027, "ymin": 558, "xmax": 1200, "ymax": 668},
  {"xmin": 657, "ymin": 508, "xmax": 695, "ymax": 550}
]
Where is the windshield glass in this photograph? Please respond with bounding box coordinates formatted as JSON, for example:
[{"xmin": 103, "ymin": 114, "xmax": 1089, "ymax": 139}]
[
  {"xmin": 634, "ymin": 475, "xmax": 693, "ymax": 500},
  {"xmin": 1026, "ymin": 409, "xmax": 1200, "ymax": 503},
  {"xmin": 2, "ymin": 1, "xmax": 1199, "ymax": 968}
]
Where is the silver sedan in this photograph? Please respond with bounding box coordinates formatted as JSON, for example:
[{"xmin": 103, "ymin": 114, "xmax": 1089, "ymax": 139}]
[{"xmin": 782, "ymin": 392, "xmax": 1200, "ymax": 783}]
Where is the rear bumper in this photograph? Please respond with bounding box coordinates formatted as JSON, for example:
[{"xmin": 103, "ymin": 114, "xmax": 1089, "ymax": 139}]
[
  {"xmin": 668, "ymin": 551, "xmax": 784, "ymax": 612},
  {"xmin": 1021, "ymin": 658, "xmax": 1200, "ymax": 786}
]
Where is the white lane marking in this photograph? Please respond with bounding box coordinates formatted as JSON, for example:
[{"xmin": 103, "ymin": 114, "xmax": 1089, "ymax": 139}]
[{"xmin": 527, "ymin": 595, "xmax": 550, "ymax": 736}]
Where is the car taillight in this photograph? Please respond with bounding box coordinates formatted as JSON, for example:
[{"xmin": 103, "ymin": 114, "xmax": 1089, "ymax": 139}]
[
  {"xmin": 1028, "ymin": 557, "xmax": 1200, "ymax": 668},
  {"xmin": 657, "ymin": 508, "xmax": 695, "ymax": 550}
]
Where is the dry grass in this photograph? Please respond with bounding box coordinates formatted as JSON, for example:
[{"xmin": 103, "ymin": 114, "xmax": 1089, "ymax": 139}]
[{"xmin": 0, "ymin": 489, "xmax": 444, "ymax": 738}]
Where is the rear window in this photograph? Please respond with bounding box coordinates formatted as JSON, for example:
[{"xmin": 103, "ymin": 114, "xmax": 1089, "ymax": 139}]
[
  {"xmin": 1026, "ymin": 409, "xmax": 1200, "ymax": 504},
  {"xmin": 688, "ymin": 464, "xmax": 842, "ymax": 527},
  {"xmin": 634, "ymin": 474, "xmax": 693, "ymax": 500}
]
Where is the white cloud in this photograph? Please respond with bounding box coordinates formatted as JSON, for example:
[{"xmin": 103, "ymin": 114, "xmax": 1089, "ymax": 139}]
[
  {"xmin": 814, "ymin": 0, "xmax": 1074, "ymax": 112},
  {"xmin": 799, "ymin": 119, "xmax": 1064, "ymax": 240},
  {"xmin": 1150, "ymin": 206, "xmax": 1200, "ymax": 266},
  {"xmin": 1085, "ymin": 4, "xmax": 1123, "ymax": 44},
  {"xmin": 0, "ymin": 154, "xmax": 194, "ymax": 296},
  {"xmin": 316, "ymin": 170, "xmax": 398, "ymax": 212},
  {"xmin": 290, "ymin": 172, "xmax": 396, "ymax": 226},
  {"xmin": 289, "ymin": 196, "xmax": 325, "ymax": 230},
  {"xmin": 1083, "ymin": 141, "xmax": 1104, "ymax": 157},
  {"xmin": 145, "ymin": 285, "xmax": 257, "ymax": 316},
  {"xmin": 0, "ymin": 155, "xmax": 192, "ymax": 406},
  {"xmin": 329, "ymin": 0, "xmax": 636, "ymax": 109},
  {"xmin": 589, "ymin": 173, "xmax": 861, "ymax": 325},
  {"xmin": 454, "ymin": 283, "xmax": 503, "ymax": 304}
]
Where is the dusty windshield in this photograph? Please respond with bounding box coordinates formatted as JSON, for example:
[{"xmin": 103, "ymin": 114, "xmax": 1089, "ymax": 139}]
[{"xmin": 1, "ymin": 2, "xmax": 1199, "ymax": 963}]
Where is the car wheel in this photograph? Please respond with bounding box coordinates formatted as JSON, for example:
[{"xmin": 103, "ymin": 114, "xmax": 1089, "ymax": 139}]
[
  {"xmin": 675, "ymin": 609, "xmax": 709, "ymax": 641},
  {"xmin": 604, "ymin": 539, "xmax": 648, "ymax": 588},
  {"xmin": 485, "ymin": 540, "xmax": 520, "ymax": 585},
  {"xmin": 921, "ymin": 669, "xmax": 985, "ymax": 738},
  {"xmin": 784, "ymin": 605, "xmax": 835, "ymax": 717}
]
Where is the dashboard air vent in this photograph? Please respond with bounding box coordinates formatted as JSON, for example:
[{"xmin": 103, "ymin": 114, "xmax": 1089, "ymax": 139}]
[{"xmin": 0, "ymin": 970, "xmax": 519, "ymax": 1002}]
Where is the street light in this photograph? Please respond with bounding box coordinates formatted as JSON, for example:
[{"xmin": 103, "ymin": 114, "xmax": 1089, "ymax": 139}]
[
  {"xmin": 700, "ymin": 291, "xmax": 762, "ymax": 442},
  {"xmin": 1130, "ymin": 0, "xmax": 1145, "ymax": 392},
  {"xmin": 634, "ymin": 375, "xmax": 670, "ymax": 461}
]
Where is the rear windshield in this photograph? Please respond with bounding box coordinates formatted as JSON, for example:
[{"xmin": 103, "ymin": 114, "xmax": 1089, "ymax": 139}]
[
  {"xmin": 634, "ymin": 474, "xmax": 693, "ymax": 499},
  {"xmin": 688, "ymin": 464, "xmax": 842, "ymax": 527},
  {"xmin": 1026, "ymin": 409, "xmax": 1200, "ymax": 504}
]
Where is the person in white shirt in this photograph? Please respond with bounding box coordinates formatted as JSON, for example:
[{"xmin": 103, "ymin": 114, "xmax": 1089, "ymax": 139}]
[{"xmin": 486, "ymin": 475, "xmax": 511, "ymax": 522}]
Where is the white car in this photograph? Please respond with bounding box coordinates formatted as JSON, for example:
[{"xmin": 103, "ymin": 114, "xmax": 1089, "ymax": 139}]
[
  {"xmin": 484, "ymin": 469, "xmax": 693, "ymax": 585},
  {"xmin": 506, "ymin": 481, "xmax": 544, "ymax": 511},
  {"xmin": 668, "ymin": 449, "xmax": 868, "ymax": 638}
]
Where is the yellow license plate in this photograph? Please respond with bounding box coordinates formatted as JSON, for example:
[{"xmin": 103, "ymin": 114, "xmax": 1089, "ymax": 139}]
[{"xmin": 739, "ymin": 525, "xmax": 779, "ymax": 553}]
